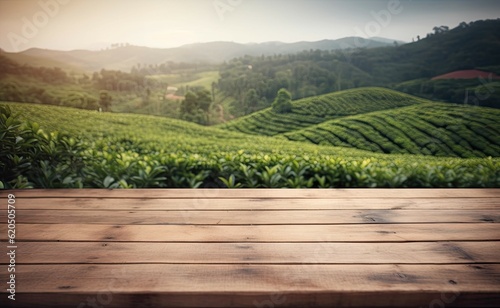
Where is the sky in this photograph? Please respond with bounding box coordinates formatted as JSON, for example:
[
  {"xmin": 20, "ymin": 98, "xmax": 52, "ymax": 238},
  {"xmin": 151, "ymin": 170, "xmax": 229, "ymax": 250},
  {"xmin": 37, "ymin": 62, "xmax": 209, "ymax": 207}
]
[{"xmin": 0, "ymin": 0, "xmax": 499, "ymax": 52}]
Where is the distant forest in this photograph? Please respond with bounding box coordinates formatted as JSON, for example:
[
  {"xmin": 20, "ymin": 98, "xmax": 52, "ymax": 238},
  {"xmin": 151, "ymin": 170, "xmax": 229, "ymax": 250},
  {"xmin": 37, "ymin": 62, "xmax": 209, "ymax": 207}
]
[
  {"xmin": 218, "ymin": 19, "xmax": 500, "ymax": 114},
  {"xmin": 1, "ymin": 19, "xmax": 499, "ymax": 123}
]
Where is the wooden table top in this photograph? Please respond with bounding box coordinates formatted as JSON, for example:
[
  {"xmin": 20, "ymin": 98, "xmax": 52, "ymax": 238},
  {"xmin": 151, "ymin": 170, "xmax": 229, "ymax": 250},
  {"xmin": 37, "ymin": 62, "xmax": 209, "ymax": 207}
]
[{"xmin": 1, "ymin": 189, "xmax": 499, "ymax": 307}]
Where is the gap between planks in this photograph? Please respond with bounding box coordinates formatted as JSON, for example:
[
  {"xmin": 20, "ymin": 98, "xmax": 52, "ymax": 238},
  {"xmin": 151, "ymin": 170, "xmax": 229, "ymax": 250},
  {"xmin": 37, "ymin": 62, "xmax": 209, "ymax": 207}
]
[{"xmin": 8, "ymin": 197, "xmax": 500, "ymax": 210}]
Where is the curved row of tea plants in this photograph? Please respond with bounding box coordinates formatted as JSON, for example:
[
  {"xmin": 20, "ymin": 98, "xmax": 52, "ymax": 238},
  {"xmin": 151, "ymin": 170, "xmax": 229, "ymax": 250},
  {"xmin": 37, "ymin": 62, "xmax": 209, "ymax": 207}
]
[
  {"xmin": 284, "ymin": 103, "xmax": 500, "ymax": 158},
  {"xmin": 219, "ymin": 88, "xmax": 425, "ymax": 136},
  {"xmin": 1, "ymin": 103, "xmax": 499, "ymax": 188}
]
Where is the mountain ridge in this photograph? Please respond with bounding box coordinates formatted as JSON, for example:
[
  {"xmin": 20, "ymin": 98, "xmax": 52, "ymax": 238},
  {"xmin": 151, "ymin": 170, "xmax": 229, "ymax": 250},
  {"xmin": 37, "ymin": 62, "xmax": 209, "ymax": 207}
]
[{"xmin": 2, "ymin": 37, "xmax": 399, "ymax": 72}]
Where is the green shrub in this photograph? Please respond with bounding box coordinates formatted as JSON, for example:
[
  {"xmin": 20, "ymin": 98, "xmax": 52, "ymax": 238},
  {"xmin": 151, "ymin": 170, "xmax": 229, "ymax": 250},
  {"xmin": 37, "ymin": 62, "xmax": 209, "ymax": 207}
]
[{"xmin": 1, "ymin": 103, "xmax": 499, "ymax": 188}]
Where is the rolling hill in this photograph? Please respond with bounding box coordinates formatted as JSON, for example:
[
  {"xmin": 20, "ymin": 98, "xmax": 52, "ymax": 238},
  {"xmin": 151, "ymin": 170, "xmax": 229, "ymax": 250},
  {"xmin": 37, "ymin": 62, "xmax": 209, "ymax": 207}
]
[
  {"xmin": 217, "ymin": 19, "xmax": 500, "ymax": 111},
  {"xmin": 5, "ymin": 37, "xmax": 396, "ymax": 72},
  {"xmin": 284, "ymin": 103, "xmax": 500, "ymax": 158},
  {"xmin": 347, "ymin": 19, "xmax": 500, "ymax": 84},
  {"xmin": 431, "ymin": 70, "xmax": 500, "ymax": 80},
  {"xmin": 1, "ymin": 101, "xmax": 499, "ymax": 188},
  {"xmin": 0, "ymin": 49, "xmax": 84, "ymax": 74},
  {"xmin": 219, "ymin": 88, "xmax": 427, "ymax": 136},
  {"xmin": 220, "ymin": 88, "xmax": 500, "ymax": 158}
]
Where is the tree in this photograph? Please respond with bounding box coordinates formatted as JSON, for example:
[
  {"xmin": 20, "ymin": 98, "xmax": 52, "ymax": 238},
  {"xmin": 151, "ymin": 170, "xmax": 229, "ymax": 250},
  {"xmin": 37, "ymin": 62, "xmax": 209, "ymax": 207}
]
[
  {"xmin": 143, "ymin": 87, "xmax": 151, "ymax": 106},
  {"xmin": 99, "ymin": 90, "xmax": 112, "ymax": 112},
  {"xmin": 243, "ymin": 89, "xmax": 261, "ymax": 114},
  {"xmin": 272, "ymin": 88, "xmax": 292, "ymax": 114},
  {"xmin": 195, "ymin": 88, "xmax": 212, "ymax": 114},
  {"xmin": 433, "ymin": 25, "xmax": 449, "ymax": 35},
  {"xmin": 180, "ymin": 88, "xmax": 212, "ymax": 125}
]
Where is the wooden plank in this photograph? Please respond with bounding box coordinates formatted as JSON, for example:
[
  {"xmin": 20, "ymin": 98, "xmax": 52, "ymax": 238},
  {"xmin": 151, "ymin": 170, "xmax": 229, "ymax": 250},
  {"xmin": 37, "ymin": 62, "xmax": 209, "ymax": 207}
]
[
  {"xmin": 2, "ymin": 264, "xmax": 499, "ymax": 307},
  {"xmin": 5, "ymin": 292, "xmax": 500, "ymax": 308},
  {"xmin": 10, "ymin": 197, "xmax": 500, "ymax": 210},
  {"xmin": 2, "ymin": 189, "xmax": 499, "ymax": 307},
  {"xmin": 3, "ymin": 209, "xmax": 499, "ymax": 225},
  {"xmin": 8, "ymin": 241, "xmax": 500, "ymax": 265},
  {"xmin": 4, "ymin": 188, "xmax": 500, "ymax": 199},
  {"xmin": 4, "ymin": 223, "xmax": 500, "ymax": 242}
]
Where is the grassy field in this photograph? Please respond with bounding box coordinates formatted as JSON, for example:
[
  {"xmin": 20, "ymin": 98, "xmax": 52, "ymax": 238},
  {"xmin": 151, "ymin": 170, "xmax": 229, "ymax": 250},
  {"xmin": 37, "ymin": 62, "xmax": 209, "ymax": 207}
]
[
  {"xmin": 147, "ymin": 70, "xmax": 219, "ymax": 90},
  {"xmin": 1, "ymin": 101, "xmax": 499, "ymax": 188}
]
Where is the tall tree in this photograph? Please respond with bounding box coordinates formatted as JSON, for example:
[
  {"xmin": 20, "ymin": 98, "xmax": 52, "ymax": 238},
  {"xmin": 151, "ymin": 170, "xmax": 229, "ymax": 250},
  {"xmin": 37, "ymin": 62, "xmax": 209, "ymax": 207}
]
[
  {"xmin": 99, "ymin": 91, "xmax": 112, "ymax": 112},
  {"xmin": 244, "ymin": 89, "xmax": 261, "ymax": 114},
  {"xmin": 180, "ymin": 89, "xmax": 212, "ymax": 125},
  {"xmin": 272, "ymin": 88, "xmax": 293, "ymax": 114}
]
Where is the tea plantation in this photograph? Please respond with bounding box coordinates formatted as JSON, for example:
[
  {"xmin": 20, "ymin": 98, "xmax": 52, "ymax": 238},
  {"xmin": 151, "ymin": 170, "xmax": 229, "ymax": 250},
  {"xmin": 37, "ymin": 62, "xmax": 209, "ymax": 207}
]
[
  {"xmin": 219, "ymin": 88, "xmax": 427, "ymax": 136},
  {"xmin": 285, "ymin": 103, "xmax": 500, "ymax": 158},
  {"xmin": 1, "ymin": 92, "xmax": 499, "ymax": 188}
]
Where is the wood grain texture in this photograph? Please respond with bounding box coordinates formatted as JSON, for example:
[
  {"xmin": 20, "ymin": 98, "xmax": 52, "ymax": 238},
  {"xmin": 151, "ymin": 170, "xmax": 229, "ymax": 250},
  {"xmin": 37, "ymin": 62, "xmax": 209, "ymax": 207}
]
[
  {"xmin": 7, "ymin": 241, "xmax": 500, "ymax": 264},
  {"xmin": 0, "ymin": 188, "xmax": 499, "ymax": 307},
  {"xmin": 3, "ymin": 209, "xmax": 498, "ymax": 225},
  {"xmin": 3, "ymin": 223, "xmax": 499, "ymax": 242},
  {"xmin": 10, "ymin": 197, "xmax": 500, "ymax": 210},
  {"xmin": 2, "ymin": 264, "xmax": 499, "ymax": 307},
  {"xmin": 3, "ymin": 188, "xmax": 500, "ymax": 198}
]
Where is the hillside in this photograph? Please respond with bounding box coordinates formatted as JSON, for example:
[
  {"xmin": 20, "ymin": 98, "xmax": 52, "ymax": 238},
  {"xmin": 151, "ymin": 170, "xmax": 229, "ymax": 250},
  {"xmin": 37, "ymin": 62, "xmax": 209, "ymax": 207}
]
[
  {"xmin": 1, "ymin": 102, "xmax": 498, "ymax": 188},
  {"xmin": 11, "ymin": 38, "xmax": 395, "ymax": 72},
  {"xmin": 348, "ymin": 19, "xmax": 500, "ymax": 83},
  {"xmin": 217, "ymin": 19, "xmax": 500, "ymax": 112},
  {"xmin": 0, "ymin": 49, "xmax": 84, "ymax": 74},
  {"xmin": 284, "ymin": 103, "xmax": 500, "ymax": 158},
  {"xmin": 219, "ymin": 88, "xmax": 426, "ymax": 136},
  {"xmin": 431, "ymin": 70, "xmax": 500, "ymax": 80},
  {"xmin": 220, "ymin": 88, "xmax": 500, "ymax": 158},
  {"xmin": 394, "ymin": 77, "xmax": 500, "ymax": 108}
]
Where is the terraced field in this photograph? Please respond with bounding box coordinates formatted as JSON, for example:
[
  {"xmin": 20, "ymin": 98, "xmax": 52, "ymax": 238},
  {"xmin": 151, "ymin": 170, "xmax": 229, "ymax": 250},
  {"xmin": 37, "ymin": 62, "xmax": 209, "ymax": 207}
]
[
  {"xmin": 219, "ymin": 88, "xmax": 426, "ymax": 136},
  {"xmin": 284, "ymin": 103, "xmax": 500, "ymax": 158},
  {"xmin": 219, "ymin": 87, "xmax": 500, "ymax": 158}
]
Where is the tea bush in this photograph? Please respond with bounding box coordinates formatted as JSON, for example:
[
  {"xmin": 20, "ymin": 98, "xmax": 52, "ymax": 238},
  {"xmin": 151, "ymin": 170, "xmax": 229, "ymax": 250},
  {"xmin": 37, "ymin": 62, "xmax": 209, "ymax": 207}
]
[{"xmin": 1, "ymin": 103, "xmax": 499, "ymax": 188}]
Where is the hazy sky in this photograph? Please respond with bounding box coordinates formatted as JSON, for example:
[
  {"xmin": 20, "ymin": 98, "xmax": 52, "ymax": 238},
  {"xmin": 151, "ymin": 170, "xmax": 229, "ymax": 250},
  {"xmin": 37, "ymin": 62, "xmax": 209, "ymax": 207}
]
[{"xmin": 1, "ymin": 0, "xmax": 499, "ymax": 52}]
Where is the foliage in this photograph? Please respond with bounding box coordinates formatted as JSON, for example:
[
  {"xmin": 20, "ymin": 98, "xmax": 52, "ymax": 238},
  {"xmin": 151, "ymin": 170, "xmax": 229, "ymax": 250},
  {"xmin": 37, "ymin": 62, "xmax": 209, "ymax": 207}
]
[
  {"xmin": 180, "ymin": 88, "xmax": 212, "ymax": 125},
  {"xmin": 62, "ymin": 92, "xmax": 99, "ymax": 110},
  {"xmin": 217, "ymin": 51, "xmax": 372, "ymax": 114},
  {"xmin": 1, "ymin": 102, "xmax": 498, "ymax": 188},
  {"xmin": 394, "ymin": 78, "xmax": 500, "ymax": 108},
  {"xmin": 219, "ymin": 88, "xmax": 424, "ymax": 136},
  {"xmin": 0, "ymin": 105, "xmax": 85, "ymax": 188},
  {"xmin": 221, "ymin": 87, "xmax": 500, "ymax": 158},
  {"xmin": 0, "ymin": 54, "xmax": 69, "ymax": 83},
  {"xmin": 284, "ymin": 103, "xmax": 500, "ymax": 158},
  {"xmin": 99, "ymin": 90, "xmax": 112, "ymax": 111},
  {"xmin": 217, "ymin": 20, "xmax": 500, "ymax": 112},
  {"xmin": 348, "ymin": 20, "xmax": 500, "ymax": 83},
  {"xmin": 272, "ymin": 89, "xmax": 293, "ymax": 114},
  {"xmin": 93, "ymin": 68, "xmax": 145, "ymax": 92}
]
